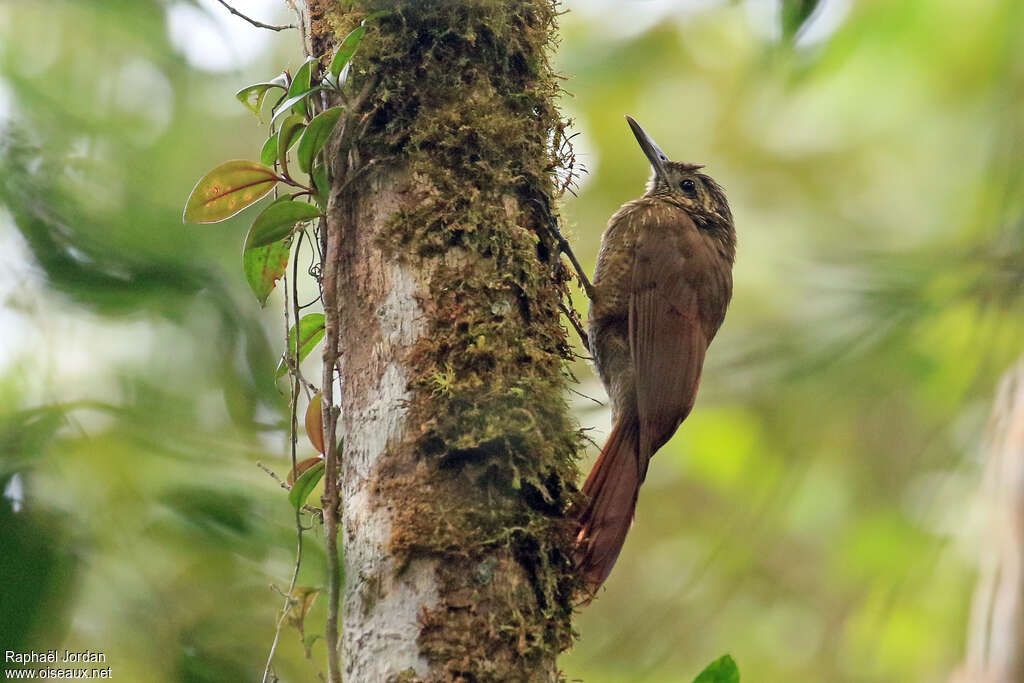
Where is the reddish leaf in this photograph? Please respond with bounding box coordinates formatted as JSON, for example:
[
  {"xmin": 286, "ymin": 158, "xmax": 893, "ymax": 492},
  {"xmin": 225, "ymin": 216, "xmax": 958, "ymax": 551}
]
[
  {"xmin": 243, "ymin": 236, "xmax": 291, "ymax": 306},
  {"xmin": 183, "ymin": 160, "xmax": 279, "ymax": 223},
  {"xmin": 286, "ymin": 456, "xmax": 325, "ymax": 487},
  {"xmin": 305, "ymin": 392, "xmax": 325, "ymax": 454}
]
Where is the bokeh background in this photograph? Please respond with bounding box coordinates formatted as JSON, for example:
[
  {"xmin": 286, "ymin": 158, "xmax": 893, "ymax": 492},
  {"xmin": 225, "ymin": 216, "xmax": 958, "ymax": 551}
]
[{"xmin": 2, "ymin": 1, "xmax": 1022, "ymax": 681}]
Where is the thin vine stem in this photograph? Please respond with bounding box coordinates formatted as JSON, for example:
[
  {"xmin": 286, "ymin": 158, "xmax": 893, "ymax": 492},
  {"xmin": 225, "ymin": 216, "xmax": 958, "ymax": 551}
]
[
  {"xmin": 320, "ymin": 213, "xmax": 343, "ymax": 683},
  {"xmin": 214, "ymin": 0, "xmax": 296, "ymax": 31},
  {"xmin": 260, "ymin": 240, "xmax": 308, "ymax": 683}
]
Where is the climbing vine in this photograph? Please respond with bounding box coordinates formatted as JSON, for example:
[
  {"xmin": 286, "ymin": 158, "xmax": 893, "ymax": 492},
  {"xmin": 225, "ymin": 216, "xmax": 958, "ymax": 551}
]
[{"xmin": 181, "ymin": 14, "xmax": 384, "ymax": 681}]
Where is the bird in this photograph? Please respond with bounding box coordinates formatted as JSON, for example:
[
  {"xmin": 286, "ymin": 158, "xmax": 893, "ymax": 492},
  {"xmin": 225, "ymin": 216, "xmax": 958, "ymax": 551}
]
[{"xmin": 575, "ymin": 116, "xmax": 736, "ymax": 592}]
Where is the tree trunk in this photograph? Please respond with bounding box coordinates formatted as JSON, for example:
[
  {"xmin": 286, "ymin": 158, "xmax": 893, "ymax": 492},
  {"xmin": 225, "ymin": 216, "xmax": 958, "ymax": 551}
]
[{"xmin": 306, "ymin": 2, "xmax": 582, "ymax": 680}]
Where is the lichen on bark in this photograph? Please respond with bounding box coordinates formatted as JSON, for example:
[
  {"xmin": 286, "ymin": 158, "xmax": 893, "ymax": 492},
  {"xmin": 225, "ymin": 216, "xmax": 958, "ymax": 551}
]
[{"xmin": 312, "ymin": 1, "xmax": 584, "ymax": 680}]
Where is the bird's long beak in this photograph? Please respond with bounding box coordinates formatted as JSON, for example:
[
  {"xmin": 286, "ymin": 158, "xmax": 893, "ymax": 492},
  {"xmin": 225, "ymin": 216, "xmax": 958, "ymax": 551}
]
[{"xmin": 625, "ymin": 115, "xmax": 670, "ymax": 185}]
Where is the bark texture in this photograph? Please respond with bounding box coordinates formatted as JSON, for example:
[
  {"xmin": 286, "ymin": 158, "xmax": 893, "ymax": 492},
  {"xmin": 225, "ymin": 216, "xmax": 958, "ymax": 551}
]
[{"xmin": 312, "ymin": 2, "xmax": 582, "ymax": 680}]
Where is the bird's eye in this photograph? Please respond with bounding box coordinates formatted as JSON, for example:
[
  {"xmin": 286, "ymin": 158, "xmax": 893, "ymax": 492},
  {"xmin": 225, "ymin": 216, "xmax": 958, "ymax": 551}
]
[{"xmin": 680, "ymin": 178, "xmax": 696, "ymax": 194}]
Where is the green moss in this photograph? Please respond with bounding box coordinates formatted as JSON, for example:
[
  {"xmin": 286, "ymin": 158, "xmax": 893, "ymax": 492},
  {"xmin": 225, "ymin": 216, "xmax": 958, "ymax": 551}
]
[
  {"xmin": 324, "ymin": 1, "xmax": 584, "ymax": 679},
  {"xmin": 389, "ymin": 669, "xmax": 421, "ymax": 683}
]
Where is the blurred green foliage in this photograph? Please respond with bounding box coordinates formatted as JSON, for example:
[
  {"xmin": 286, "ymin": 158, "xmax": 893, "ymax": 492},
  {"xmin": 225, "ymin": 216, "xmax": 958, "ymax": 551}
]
[
  {"xmin": 558, "ymin": 0, "xmax": 1024, "ymax": 681},
  {"xmin": 0, "ymin": 1, "xmax": 1022, "ymax": 682},
  {"xmin": 0, "ymin": 1, "xmax": 319, "ymax": 680}
]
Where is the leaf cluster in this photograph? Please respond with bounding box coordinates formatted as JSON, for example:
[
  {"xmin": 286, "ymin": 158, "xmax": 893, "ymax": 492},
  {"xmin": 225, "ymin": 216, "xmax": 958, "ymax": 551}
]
[{"xmin": 182, "ymin": 19, "xmax": 380, "ymax": 308}]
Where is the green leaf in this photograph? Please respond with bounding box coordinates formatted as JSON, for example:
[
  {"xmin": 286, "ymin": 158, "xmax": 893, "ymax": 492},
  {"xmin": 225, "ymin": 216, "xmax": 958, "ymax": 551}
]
[
  {"xmin": 277, "ymin": 313, "xmax": 326, "ymax": 378},
  {"xmin": 337, "ymin": 62, "xmax": 353, "ymax": 88},
  {"xmin": 260, "ymin": 133, "xmax": 279, "ymax": 167},
  {"xmin": 277, "ymin": 114, "xmax": 306, "ymax": 174},
  {"xmin": 288, "ymin": 459, "xmax": 325, "ymax": 510},
  {"xmin": 183, "ymin": 160, "xmax": 279, "ymax": 223},
  {"xmin": 297, "ymin": 107, "xmax": 343, "ymax": 174},
  {"xmin": 245, "ymin": 199, "xmax": 322, "ymax": 250},
  {"xmin": 781, "ymin": 0, "xmax": 821, "ymax": 40},
  {"xmin": 243, "ymin": 236, "xmax": 291, "ymax": 306},
  {"xmin": 361, "ymin": 10, "xmax": 390, "ymax": 25},
  {"xmin": 287, "ymin": 456, "xmax": 325, "ymax": 486},
  {"xmin": 235, "ymin": 74, "xmax": 288, "ymax": 117},
  {"xmin": 286, "ymin": 56, "xmax": 317, "ymax": 117},
  {"xmin": 262, "ymin": 128, "xmax": 303, "ymax": 168},
  {"xmin": 693, "ymin": 655, "xmax": 739, "ymax": 683},
  {"xmin": 270, "ymin": 86, "xmax": 327, "ymax": 127},
  {"xmin": 312, "ymin": 162, "xmax": 330, "ymax": 209},
  {"xmin": 329, "ymin": 26, "xmax": 366, "ymax": 81}
]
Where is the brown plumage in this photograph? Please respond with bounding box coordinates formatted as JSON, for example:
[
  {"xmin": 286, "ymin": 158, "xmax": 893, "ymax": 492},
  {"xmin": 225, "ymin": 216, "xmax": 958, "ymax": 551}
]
[{"xmin": 576, "ymin": 117, "xmax": 736, "ymax": 591}]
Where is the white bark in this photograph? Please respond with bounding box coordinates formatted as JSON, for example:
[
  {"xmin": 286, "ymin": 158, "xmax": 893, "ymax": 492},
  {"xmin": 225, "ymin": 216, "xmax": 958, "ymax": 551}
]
[
  {"xmin": 334, "ymin": 171, "xmax": 441, "ymax": 680},
  {"xmin": 305, "ymin": 4, "xmax": 578, "ymax": 679}
]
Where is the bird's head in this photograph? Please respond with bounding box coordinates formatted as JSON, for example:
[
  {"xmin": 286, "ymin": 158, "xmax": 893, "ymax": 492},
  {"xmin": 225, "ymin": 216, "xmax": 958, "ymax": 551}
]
[{"xmin": 626, "ymin": 115, "xmax": 733, "ymax": 234}]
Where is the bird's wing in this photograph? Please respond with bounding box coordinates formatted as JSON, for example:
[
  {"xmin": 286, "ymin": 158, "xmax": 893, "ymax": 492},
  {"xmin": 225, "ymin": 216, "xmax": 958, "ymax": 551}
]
[{"xmin": 629, "ymin": 220, "xmax": 707, "ymax": 479}]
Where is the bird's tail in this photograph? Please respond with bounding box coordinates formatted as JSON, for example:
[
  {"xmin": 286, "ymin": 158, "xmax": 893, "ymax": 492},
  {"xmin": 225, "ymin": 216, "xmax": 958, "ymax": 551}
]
[{"xmin": 575, "ymin": 418, "xmax": 641, "ymax": 591}]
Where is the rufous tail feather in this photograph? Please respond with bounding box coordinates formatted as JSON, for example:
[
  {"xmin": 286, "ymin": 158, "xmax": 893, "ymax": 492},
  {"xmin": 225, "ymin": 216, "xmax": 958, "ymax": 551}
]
[{"xmin": 575, "ymin": 418, "xmax": 640, "ymax": 591}]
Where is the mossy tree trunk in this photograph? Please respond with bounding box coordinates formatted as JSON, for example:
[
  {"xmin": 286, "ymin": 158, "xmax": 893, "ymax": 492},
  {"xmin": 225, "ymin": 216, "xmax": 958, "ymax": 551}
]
[{"xmin": 304, "ymin": 1, "xmax": 582, "ymax": 680}]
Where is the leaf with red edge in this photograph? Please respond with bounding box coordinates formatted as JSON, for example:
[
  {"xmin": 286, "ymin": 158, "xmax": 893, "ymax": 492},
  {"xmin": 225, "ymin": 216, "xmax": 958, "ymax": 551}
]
[
  {"xmin": 286, "ymin": 456, "xmax": 324, "ymax": 486},
  {"xmin": 243, "ymin": 236, "xmax": 291, "ymax": 306},
  {"xmin": 183, "ymin": 160, "xmax": 279, "ymax": 223}
]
